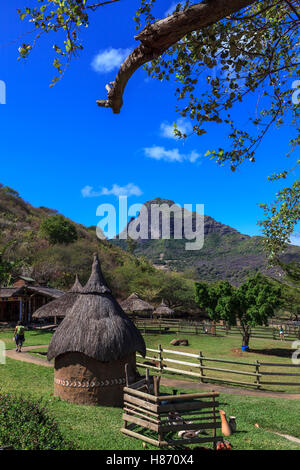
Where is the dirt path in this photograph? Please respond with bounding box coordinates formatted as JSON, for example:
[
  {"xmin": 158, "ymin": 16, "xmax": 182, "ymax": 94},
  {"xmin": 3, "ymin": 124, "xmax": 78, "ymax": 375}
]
[
  {"xmin": 6, "ymin": 345, "xmax": 53, "ymax": 368},
  {"xmin": 6, "ymin": 346, "xmax": 300, "ymax": 400}
]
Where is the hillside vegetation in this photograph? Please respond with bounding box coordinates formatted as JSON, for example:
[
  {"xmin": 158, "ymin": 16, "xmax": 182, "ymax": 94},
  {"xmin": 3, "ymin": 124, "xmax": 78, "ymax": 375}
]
[
  {"xmin": 0, "ymin": 186, "xmax": 299, "ymax": 314},
  {"xmin": 0, "ymin": 185, "xmax": 197, "ymax": 310},
  {"xmin": 112, "ymin": 198, "xmax": 300, "ymax": 285}
]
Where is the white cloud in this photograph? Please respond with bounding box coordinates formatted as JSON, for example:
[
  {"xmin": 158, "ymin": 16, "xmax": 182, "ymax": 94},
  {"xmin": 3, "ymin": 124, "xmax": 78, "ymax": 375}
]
[
  {"xmin": 101, "ymin": 183, "xmax": 143, "ymax": 197},
  {"xmin": 81, "ymin": 185, "xmax": 101, "ymax": 198},
  {"xmin": 81, "ymin": 183, "xmax": 142, "ymax": 198},
  {"xmin": 290, "ymin": 234, "xmax": 300, "ymax": 247},
  {"xmin": 91, "ymin": 47, "xmax": 131, "ymax": 73},
  {"xmin": 160, "ymin": 118, "xmax": 193, "ymax": 139},
  {"xmin": 144, "ymin": 146, "xmax": 201, "ymax": 163}
]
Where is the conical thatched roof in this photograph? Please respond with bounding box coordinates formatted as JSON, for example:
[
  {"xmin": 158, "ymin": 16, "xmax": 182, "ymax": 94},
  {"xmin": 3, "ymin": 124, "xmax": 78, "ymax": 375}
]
[
  {"xmin": 120, "ymin": 293, "xmax": 154, "ymax": 314},
  {"xmin": 154, "ymin": 300, "xmax": 174, "ymax": 316},
  {"xmin": 32, "ymin": 275, "xmax": 83, "ymax": 319},
  {"xmin": 47, "ymin": 254, "xmax": 146, "ymax": 362}
]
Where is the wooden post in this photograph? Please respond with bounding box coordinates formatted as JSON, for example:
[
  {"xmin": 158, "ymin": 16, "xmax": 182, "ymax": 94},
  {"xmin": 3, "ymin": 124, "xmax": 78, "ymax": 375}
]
[
  {"xmin": 125, "ymin": 363, "xmax": 129, "ymax": 387},
  {"xmin": 145, "ymin": 368, "xmax": 150, "ymax": 392},
  {"xmin": 255, "ymin": 361, "xmax": 261, "ymax": 389},
  {"xmin": 153, "ymin": 376, "xmax": 161, "ymax": 397},
  {"xmin": 158, "ymin": 344, "xmax": 163, "ymax": 373},
  {"xmin": 212, "ymin": 395, "xmax": 217, "ymax": 450},
  {"xmin": 199, "ymin": 351, "xmax": 205, "ymax": 383}
]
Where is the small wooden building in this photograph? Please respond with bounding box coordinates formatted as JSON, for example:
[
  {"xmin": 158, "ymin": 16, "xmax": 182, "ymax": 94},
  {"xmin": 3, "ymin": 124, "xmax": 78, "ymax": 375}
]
[
  {"xmin": 0, "ymin": 277, "xmax": 64, "ymax": 324},
  {"xmin": 47, "ymin": 254, "xmax": 146, "ymax": 407},
  {"xmin": 120, "ymin": 293, "xmax": 154, "ymax": 318},
  {"xmin": 32, "ymin": 275, "xmax": 82, "ymax": 324},
  {"xmin": 153, "ymin": 300, "xmax": 174, "ymax": 319}
]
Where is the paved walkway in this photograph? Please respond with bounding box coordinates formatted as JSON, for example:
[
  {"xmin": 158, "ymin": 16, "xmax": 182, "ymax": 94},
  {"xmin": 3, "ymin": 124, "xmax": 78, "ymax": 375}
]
[{"xmin": 6, "ymin": 345, "xmax": 300, "ymax": 400}]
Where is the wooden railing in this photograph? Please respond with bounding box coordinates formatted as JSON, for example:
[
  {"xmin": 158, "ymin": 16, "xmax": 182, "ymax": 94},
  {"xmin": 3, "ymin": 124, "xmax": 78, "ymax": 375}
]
[
  {"xmin": 136, "ymin": 346, "xmax": 300, "ymax": 390},
  {"xmin": 134, "ymin": 319, "xmax": 300, "ymax": 342}
]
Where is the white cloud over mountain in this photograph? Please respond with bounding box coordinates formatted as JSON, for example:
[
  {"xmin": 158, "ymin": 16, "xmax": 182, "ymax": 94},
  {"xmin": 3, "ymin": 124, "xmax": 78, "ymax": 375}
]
[{"xmin": 81, "ymin": 183, "xmax": 142, "ymax": 198}]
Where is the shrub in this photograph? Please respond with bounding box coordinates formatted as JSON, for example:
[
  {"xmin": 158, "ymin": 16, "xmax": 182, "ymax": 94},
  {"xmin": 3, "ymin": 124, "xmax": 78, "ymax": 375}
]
[
  {"xmin": 0, "ymin": 393, "xmax": 74, "ymax": 450},
  {"xmin": 39, "ymin": 214, "xmax": 78, "ymax": 245}
]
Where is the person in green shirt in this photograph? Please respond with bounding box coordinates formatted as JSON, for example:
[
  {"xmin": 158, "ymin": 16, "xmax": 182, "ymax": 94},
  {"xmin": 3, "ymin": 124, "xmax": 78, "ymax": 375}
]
[{"xmin": 14, "ymin": 322, "xmax": 25, "ymax": 353}]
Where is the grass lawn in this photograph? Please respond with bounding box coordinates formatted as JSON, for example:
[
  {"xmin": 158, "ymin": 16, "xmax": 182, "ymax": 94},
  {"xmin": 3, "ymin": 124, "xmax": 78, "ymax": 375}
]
[
  {"xmin": 1, "ymin": 329, "xmax": 300, "ymax": 450},
  {"xmin": 140, "ymin": 332, "xmax": 300, "ymax": 392},
  {"xmin": 0, "ymin": 357, "xmax": 300, "ymax": 450},
  {"xmin": 0, "ymin": 328, "xmax": 53, "ymax": 351}
]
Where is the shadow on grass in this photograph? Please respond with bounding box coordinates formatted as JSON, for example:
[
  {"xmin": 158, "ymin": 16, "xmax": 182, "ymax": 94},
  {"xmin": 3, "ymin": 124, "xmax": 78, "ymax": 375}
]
[{"xmin": 249, "ymin": 348, "xmax": 293, "ymax": 358}]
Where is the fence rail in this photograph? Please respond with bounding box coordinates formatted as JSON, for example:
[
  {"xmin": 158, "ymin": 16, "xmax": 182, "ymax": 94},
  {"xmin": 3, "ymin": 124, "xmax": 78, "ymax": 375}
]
[
  {"xmin": 134, "ymin": 319, "xmax": 300, "ymax": 342},
  {"xmin": 137, "ymin": 345, "xmax": 300, "ymax": 390}
]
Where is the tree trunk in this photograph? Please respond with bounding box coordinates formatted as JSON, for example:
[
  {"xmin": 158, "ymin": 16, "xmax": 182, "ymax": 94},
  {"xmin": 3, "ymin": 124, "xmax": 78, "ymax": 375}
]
[
  {"xmin": 97, "ymin": 0, "xmax": 256, "ymax": 113},
  {"xmin": 242, "ymin": 334, "xmax": 250, "ymax": 348}
]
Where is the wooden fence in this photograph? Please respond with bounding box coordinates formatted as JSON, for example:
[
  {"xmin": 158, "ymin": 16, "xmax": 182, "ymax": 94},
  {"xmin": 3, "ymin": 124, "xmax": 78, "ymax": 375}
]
[
  {"xmin": 136, "ymin": 346, "xmax": 300, "ymax": 390},
  {"xmin": 121, "ymin": 374, "xmax": 222, "ymax": 449},
  {"xmin": 134, "ymin": 319, "xmax": 300, "ymax": 342}
]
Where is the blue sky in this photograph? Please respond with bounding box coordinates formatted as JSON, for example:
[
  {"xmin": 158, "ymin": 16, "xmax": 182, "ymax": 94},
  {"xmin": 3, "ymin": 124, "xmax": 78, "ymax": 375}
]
[{"xmin": 0, "ymin": 0, "xmax": 299, "ymax": 241}]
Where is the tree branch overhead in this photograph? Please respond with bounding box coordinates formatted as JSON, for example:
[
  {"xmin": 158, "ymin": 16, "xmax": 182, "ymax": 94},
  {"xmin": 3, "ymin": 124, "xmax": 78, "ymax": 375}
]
[{"xmin": 97, "ymin": 0, "xmax": 256, "ymax": 113}]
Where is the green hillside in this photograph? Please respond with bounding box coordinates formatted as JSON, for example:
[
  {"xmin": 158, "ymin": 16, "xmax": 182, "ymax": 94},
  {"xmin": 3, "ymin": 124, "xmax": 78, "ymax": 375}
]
[
  {"xmin": 111, "ymin": 198, "xmax": 300, "ymax": 285},
  {"xmin": 0, "ymin": 185, "xmax": 197, "ymax": 310}
]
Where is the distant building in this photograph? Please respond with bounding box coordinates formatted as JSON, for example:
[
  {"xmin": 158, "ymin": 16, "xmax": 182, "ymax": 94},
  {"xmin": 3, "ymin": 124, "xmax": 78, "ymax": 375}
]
[{"xmin": 0, "ymin": 277, "xmax": 64, "ymax": 324}]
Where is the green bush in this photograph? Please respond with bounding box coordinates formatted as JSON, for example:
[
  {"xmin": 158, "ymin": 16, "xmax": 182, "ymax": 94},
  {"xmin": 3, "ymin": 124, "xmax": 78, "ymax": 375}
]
[
  {"xmin": 39, "ymin": 214, "xmax": 78, "ymax": 245},
  {"xmin": 0, "ymin": 393, "xmax": 74, "ymax": 450}
]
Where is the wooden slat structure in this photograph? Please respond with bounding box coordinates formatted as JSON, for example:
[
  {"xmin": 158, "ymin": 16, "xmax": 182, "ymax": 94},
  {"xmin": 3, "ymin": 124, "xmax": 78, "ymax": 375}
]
[{"xmin": 121, "ymin": 371, "xmax": 222, "ymax": 449}]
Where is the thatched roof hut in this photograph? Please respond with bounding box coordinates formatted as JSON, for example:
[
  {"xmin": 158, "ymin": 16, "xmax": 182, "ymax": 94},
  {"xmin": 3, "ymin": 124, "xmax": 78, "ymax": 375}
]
[
  {"xmin": 154, "ymin": 300, "xmax": 174, "ymax": 318},
  {"xmin": 120, "ymin": 293, "xmax": 154, "ymax": 316},
  {"xmin": 48, "ymin": 254, "xmax": 146, "ymax": 407},
  {"xmin": 32, "ymin": 275, "xmax": 82, "ymax": 320}
]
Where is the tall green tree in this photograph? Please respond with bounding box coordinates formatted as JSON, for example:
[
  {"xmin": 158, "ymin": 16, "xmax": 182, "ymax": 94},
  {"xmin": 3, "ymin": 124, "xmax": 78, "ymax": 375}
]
[{"xmin": 195, "ymin": 274, "xmax": 281, "ymax": 348}]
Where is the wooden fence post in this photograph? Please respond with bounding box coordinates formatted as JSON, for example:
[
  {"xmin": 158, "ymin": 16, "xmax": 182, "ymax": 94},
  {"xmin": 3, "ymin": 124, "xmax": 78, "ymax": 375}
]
[
  {"xmin": 212, "ymin": 395, "xmax": 217, "ymax": 451},
  {"xmin": 158, "ymin": 344, "xmax": 163, "ymax": 373},
  {"xmin": 199, "ymin": 351, "xmax": 205, "ymax": 383},
  {"xmin": 255, "ymin": 360, "xmax": 261, "ymax": 389}
]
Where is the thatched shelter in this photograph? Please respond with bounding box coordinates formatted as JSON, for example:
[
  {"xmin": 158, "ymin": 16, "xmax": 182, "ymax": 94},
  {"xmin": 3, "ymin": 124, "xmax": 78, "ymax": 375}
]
[
  {"xmin": 47, "ymin": 254, "xmax": 146, "ymax": 407},
  {"xmin": 154, "ymin": 300, "xmax": 174, "ymax": 319},
  {"xmin": 120, "ymin": 293, "xmax": 154, "ymax": 317},
  {"xmin": 32, "ymin": 275, "xmax": 82, "ymax": 322}
]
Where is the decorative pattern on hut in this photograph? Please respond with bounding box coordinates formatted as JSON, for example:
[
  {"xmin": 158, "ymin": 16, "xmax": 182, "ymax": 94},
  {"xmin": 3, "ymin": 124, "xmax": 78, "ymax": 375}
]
[
  {"xmin": 47, "ymin": 254, "xmax": 146, "ymax": 407},
  {"xmin": 0, "ymin": 281, "xmax": 63, "ymax": 324},
  {"xmin": 120, "ymin": 293, "xmax": 154, "ymax": 318},
  {"xmin": 32, "ymin": 275, "xmax": 82, "ymax": 324},
  {"xmin": 153, "ymin": 300, "xmax": 174, "ymax": 319}
]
